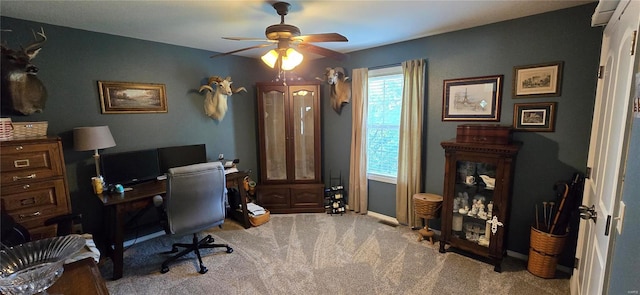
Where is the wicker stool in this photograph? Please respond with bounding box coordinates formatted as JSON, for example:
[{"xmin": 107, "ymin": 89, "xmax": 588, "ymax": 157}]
[{"xmin": 413, "ymin": 193, "xmax": 443, "ymax": 244}]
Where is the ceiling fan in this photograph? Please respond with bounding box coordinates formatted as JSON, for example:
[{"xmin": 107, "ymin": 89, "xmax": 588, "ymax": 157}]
[{"xmin": 211, "ymin": 1, "xmax": 349, "ymax": 69}]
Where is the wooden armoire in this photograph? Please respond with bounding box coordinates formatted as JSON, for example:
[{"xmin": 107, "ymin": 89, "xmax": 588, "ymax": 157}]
[{"xmin": 255, "ymin": 81, "xmax": 325, "ymax": 213}]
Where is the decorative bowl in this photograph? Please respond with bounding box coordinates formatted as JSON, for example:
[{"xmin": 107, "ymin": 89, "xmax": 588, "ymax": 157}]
[{"xmin": 0, "ymin": 235, "xmax": 85, "ymax": 295}]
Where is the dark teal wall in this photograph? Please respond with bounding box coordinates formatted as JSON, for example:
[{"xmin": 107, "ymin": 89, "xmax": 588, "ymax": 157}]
[
  {"xmin": 1, "ymin": 3, "xmax": 602, "ymax": 266},
  {"xmin": 311, "ymin": 3, "xmax": 602, "ymax": 266},
  {"xmin": 0, "ymin": 16, "xmax": 271, "ymax": 233}
]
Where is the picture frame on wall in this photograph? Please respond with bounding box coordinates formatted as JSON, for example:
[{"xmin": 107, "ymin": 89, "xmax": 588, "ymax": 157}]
[
  {"xmin": 442, "ymin": 75, "xmax": 503, "ymax": 121},
  {"xmin": 512, "ymin": 61, "xmax": 563, "ymax": 98},
  {"xmin": 513, "ymin": 102, "xmax": 557, "ymax": 132},
  {"xmin": 98, "ymin": 81, "xmax": 168, "ymax": 114}
]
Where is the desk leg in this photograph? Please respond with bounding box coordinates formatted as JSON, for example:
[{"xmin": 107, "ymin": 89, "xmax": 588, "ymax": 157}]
[
  {"xmin": 226, "ymin": 173, "xmax": 252, "ymax": 229},
  {"xmin": 112, "ymin": 205, "xmax": 125, "ymax": 280},
  {"xmin": 237, "ymin": 180, "xmax": 251, "ymax": 229}
]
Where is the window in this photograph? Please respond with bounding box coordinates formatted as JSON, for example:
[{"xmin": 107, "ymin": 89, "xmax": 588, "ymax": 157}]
[{"xmin": 367, "ymin": 66, "xmax": 403, "ymax": 184}]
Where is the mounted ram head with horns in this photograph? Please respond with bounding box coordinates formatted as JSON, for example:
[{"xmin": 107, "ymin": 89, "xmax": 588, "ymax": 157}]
[
  {"xmin": 317, "ymin": 67, "xmax": 351, "ymax": 114},
  {"xmin": 198, "ymin": 76, "xmax": 246, "ymax": 121}
]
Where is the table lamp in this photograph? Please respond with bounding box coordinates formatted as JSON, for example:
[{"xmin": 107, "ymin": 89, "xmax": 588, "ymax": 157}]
[{"xmin": 73, "ymin": 126, "xmax": 116, "ymax": 179}]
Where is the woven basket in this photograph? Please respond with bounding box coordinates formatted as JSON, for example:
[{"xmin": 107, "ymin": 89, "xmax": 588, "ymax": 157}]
[
  {"xmin": 527, "ymin": 226, "xmax": 567, "ymax": 278},
  {"xmin": 13, "ymin": 121, "xmax": 48, "ymax": 138},
  {"xmin": 528, "ymin": 247, "xmax": 560, "ymax": 278},
  {"xmin": 249, "ymin": 210, "xmax": 270, "ymax": 227},
  {"xmin": 529, "ymin": 226, "xmax": 567, "ymax": 255},
  {"xmin": 413, "ymin": 193, "xmax": 443, "ymax": 219},
  {"xmin": 0, "ymin": 118, "xmax": 13, "ymax": 141}
]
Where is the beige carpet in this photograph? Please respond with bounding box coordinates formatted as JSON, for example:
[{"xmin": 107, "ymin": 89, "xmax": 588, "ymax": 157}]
[{"xmin": 101, "ymin": 212, "xmax": 570, "ymax": 294}]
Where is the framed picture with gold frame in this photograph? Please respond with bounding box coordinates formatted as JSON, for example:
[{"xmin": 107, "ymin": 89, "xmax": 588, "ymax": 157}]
[
  {"xmin": 98, "ymin": 81, "xmax": 168, "ymax": 114},
  {"xmin": 442, "ymin": 75, "xmax": 503, "ymax": 121},
  {"xmin": 513, "ymin": 61, "xmax": 563, "ymax": 98},
  {"xmin": 513, "ymin": 102, "xmax": 557, "ymax": 132}
]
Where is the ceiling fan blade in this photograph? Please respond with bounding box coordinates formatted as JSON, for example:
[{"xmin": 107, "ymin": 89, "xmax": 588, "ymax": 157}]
[
  {"xmin": 295, "ymin": 33, "xmax": 348, "ymax": 43},
  {"xmin": 210, "ymin": 43, "xmax": 273, "ymax": 58},
  {"xmin": 222, "ymin": 37, "xmax": 276, "ymax": 42},
  {"xmin": 297, "ymin": 43, "xmax": 349, "ymax": 61}
]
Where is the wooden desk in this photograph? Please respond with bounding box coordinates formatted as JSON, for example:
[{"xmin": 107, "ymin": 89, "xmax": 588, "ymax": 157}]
[
  {"xmin": 97, "ymin": 179, "xmax": 166, "ymax": 280},
  {"xmin": 48, "ymin": 257, "xmax": 109, "ymax": 294},
  {"xmin": 96, "ymin": 171, "xmax": 251, "ymax": 280}
]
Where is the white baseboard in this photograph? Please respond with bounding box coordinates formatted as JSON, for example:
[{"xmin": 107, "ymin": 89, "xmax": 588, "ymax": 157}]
[
  {"xmin": 366, "ymin": 211, "xmax": 400, "ymax": 225},
  {"xmin": 507, "ymin": 250, "xmax": 528, "ymax": 260}
]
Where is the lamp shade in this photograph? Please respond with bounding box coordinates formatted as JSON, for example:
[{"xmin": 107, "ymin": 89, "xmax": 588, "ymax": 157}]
[
  {"xmin": 261, "ymin": 48, "xmax": 303, "ymax": 71},
  {"xmin": 281, "ymin": 48, "xmax": 303, "ymax": 71},
  {"xmin": 73, "ymin": 126, "xmax": 116, "ymax": 151},
  {"xmin": 261, "ymin": 49, "xmax": 278, "ymax": 68}
]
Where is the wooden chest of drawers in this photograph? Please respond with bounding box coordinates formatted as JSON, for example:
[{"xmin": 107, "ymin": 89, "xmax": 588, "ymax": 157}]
[{"xmin": 0, "ymin": 137, "xmax": 72, "ymax": 240}]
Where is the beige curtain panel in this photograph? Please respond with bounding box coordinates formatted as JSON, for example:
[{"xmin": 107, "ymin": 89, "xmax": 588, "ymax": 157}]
[
  {"xmin": 348, "ymin": 68, "xmax": 369, "ymax": 214},
  {"xmin": 395, "ymin": 59, "xmax": 425, "ymax": 226}
]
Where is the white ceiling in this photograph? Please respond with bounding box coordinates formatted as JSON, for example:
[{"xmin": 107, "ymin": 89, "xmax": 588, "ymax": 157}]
[{"xmin": 1, "ymin": 0, "xmax": 594, "ymax": 60}]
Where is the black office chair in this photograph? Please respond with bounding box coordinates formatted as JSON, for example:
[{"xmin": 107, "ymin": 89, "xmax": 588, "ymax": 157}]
[{"xmin": 159, "ymin": 162, "xmax": 233, "ymax": 274}]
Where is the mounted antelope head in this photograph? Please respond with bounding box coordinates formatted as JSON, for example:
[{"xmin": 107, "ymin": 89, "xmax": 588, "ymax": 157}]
[{"xmin": 1, "ymin": 27, "xmax": 48, "ymax": 115}]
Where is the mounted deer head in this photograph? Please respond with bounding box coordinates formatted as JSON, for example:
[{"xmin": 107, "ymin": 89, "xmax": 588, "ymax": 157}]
[{"xmin": 1, "ymin": 27, "xmax": 48, "ymax": 115}]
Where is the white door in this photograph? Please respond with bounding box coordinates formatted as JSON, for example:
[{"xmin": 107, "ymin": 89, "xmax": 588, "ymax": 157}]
[{"xmin": 572, "ymin": 1, "xmax": 639, "ymax": 294}]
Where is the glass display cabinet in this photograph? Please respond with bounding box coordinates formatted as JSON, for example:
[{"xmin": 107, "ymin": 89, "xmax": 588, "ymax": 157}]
[
  {"xmin": 439, "ymin": 140, "xmax": 521, "ymax": 272},
  {"xmin": 256, "ymin": 81, "xmax": 324, "ymax": 213}
]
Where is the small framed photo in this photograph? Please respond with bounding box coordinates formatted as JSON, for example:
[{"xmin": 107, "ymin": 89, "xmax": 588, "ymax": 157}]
[
  {"xmin": 513, "ymin": 102, "xmax": 557, "ymax": 132},
  {"xmin": 98, "ymin": 81, "xmax": 168, "ymax": 114},
  {"xmin": 513, "ymin": 61, "xmax": 563, "ymax": 98},
  {"xmin": 442, "ymin": 75, "xmax": 503, "ymax": 121}
]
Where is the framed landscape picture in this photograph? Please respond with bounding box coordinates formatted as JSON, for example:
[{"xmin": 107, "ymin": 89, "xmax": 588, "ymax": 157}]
[
  {"xmin": 513, "ymin": 102, "xmax": 557, "ymax": 132},
  {"xmin": 513, "ymin": 61, "xmax": 563, "ymax": 98},
  {"xmin": 98, "ymin": 81, "xmax": 168, "ymax": 114},
  {"xmin": 442, "ymin": 75, "xmax": 503, "ymax": 121}
]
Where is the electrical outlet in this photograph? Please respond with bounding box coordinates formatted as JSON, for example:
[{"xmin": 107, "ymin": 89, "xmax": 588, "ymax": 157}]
[
  {"xmin": 218, "ymin": 153, "xmax": 224, "ymax": 160},
  {"xmin": 616, "ymin": 201, "xmax": 626, "ymax": 234}
]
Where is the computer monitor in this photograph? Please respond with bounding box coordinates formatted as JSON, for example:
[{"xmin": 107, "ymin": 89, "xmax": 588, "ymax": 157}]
[
  {"xmin": 100, "ymin": 149, "xmax": 162, "ymax": 186},
  {"xmin": 157, "ymin": 144, "xmax": 207, "ymax": 173}
]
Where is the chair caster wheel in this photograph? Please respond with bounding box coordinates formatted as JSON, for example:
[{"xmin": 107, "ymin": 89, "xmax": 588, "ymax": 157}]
[
  {"xmin": 161, "ymin": 265, "xmax": 170, "ymax": 274},
  {"xmin": 226, "ymin": 247, "xmax": 234, "ymax": 253},
  {"xmin": 199, "ymin": 266, "xmax": 208, "ymax": 274}
]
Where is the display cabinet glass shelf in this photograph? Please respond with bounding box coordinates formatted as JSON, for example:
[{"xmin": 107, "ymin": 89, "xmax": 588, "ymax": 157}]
[{"xmin": 439, "ymin": 140, "xmax": 521, "ymax": 272}]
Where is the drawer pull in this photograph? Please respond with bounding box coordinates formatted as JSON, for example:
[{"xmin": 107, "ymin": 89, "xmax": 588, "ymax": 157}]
[
  {"xmin": 13, "ymin": 173, "xmax": 36, "ymax": 181},
  {"xmin": 19, "ymin": 211, "xmax": 41, "ymax": 219},
  {"xmin": 14, "ymin": 159, "xmax": 30, "ymax": 168},
  {"xmin": 23, "ymin": 184, "xmax": 30, "ymax": 189},
  {"xmin": 15, "ymin": 146, "xmax": 23, "ymax": 151},
  {"xmin": 20, "ymin": 198, "xmax": 36, "ymax": 206}
]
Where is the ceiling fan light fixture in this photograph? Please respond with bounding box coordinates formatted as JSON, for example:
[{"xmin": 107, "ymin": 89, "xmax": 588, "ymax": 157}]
[
  {"xmin": 261, "ymin": 49, "xmax": 279, "ymax": 68},
  {"xmin": 281, "ymin": 48, "xmax": 303, "ymax": 70}
]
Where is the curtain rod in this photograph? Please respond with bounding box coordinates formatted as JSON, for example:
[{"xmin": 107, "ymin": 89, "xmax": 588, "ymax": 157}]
[{"xmin": 368, "ymin": 63, "xmax": 401, "ymax": 70}]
